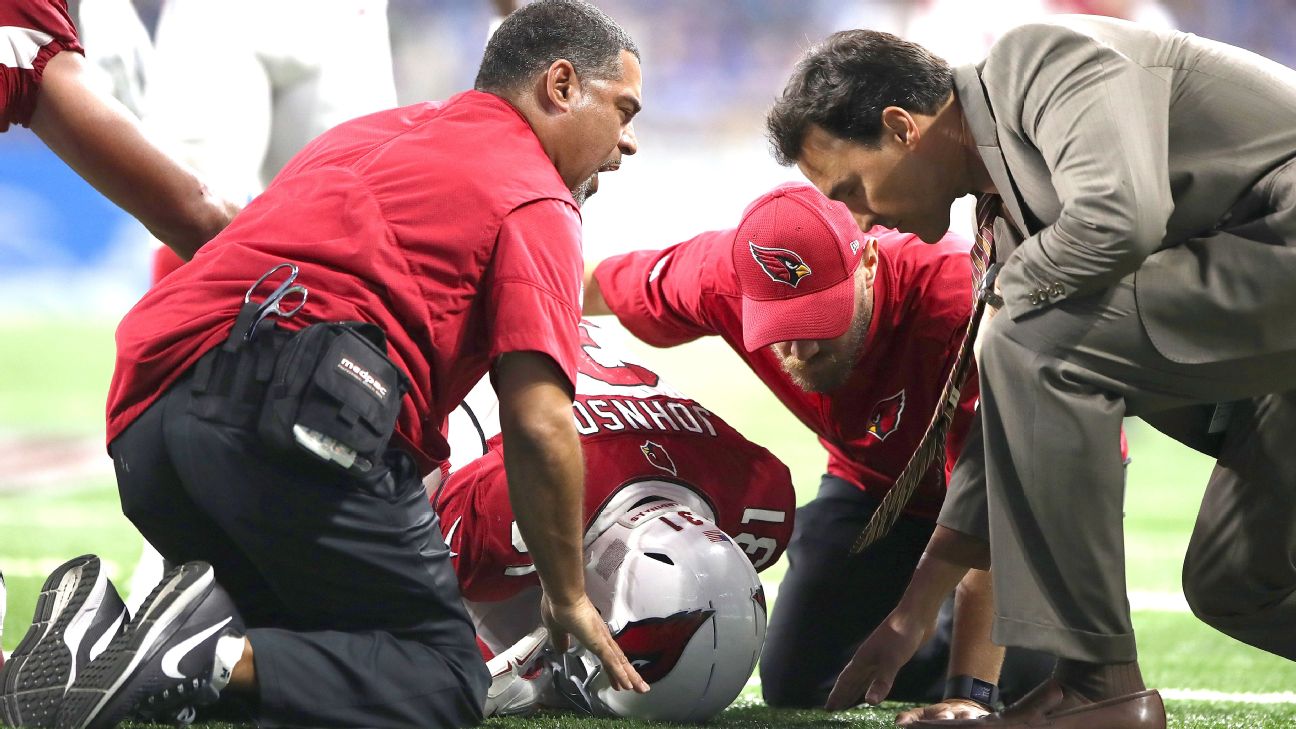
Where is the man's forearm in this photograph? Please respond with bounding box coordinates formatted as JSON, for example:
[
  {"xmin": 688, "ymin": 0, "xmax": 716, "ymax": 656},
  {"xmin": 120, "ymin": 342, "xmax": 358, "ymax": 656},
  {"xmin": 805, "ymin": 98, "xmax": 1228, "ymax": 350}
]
[
  {"xmin": 895, "ymin": 529, "xmax": 974, "ymax": 627},
  {"xmin": 947, "ymin": 568, "xmax": 1005, "ymax": 683},
  {"xmin": 495, "ymin": 350, "xmax": 588, "ymax": 606},
  {"xmin": 926, "ymin": 523, "xmax": 990, "ymax": 571},
  {"xmin": 502, "ymin": 410, "xmax": 587, "ymax": 606},
  {"xmin": 904, "ymin": 530, "xmax": 1004, "ymax": 693}
]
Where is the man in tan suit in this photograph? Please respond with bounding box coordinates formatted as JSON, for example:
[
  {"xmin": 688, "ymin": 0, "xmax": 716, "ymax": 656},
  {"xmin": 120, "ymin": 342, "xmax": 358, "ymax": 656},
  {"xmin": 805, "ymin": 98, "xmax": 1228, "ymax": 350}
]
[{"xmin": 765, "ymin": 16, "xmax": 1296, "ymax": 728}]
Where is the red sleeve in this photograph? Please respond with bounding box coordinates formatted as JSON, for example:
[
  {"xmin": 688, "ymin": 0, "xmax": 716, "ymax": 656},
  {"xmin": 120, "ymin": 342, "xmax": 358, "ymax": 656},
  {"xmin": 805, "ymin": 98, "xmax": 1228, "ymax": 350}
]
[
  {"xmin": 592, "ymin": 229, "xmax": 737, "ymax": 347},
  {"xmin": 0, "ymin": 0, "xmax": 83, "ymax": 131},
  {"xmin": 487, "ymin": 199, "xmax": 584, "ymax": 389}
]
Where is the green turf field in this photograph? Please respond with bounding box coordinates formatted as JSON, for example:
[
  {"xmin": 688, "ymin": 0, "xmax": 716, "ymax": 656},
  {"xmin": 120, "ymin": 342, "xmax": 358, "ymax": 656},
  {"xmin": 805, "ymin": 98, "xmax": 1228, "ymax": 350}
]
[{"xmin": 2, "ymin": 321, "xmax": 1293, "ymax": 728}]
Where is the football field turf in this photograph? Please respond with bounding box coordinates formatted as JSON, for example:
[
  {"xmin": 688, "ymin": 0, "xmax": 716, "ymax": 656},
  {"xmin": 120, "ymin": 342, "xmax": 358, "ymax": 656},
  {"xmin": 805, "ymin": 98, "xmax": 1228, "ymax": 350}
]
[{"xmin": 2, "ymin": 321, "xmax": 1294, "ymax": 728}]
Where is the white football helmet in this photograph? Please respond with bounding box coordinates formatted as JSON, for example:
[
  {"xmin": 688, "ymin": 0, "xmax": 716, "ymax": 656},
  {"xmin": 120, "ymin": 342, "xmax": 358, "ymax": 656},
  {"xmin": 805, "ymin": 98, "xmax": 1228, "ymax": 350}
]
[{"xmin": 549, "ymin": 499, "xmax": 767, "ymax": 722}]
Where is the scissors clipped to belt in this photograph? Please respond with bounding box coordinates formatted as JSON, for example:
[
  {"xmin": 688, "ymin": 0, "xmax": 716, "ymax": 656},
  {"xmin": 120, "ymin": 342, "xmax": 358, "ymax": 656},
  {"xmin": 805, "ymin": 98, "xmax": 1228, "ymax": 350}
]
[{"xmin": 231, "ymin": 262, "xmax": 310, "ymax": 344}]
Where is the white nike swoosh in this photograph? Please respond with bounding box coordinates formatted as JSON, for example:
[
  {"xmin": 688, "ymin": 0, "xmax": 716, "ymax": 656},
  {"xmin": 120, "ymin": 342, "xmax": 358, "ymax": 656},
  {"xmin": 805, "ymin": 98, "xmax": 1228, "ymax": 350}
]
[
  {"xmin": 161, "ymin": 617, "xmax": 233, "ymax": 680},
  {"xmin": 445, "ymin": 516, "xmax": 462, "ymax": 558},
  {"xmin": 88, "ymin": 609, "xmax": 128, "ymax": 663}
]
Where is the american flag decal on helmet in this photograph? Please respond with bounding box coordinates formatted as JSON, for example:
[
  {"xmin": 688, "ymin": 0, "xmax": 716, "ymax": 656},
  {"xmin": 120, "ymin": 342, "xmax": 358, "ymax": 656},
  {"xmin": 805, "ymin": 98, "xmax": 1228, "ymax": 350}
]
[{"xmin": 703, "ymin": 529, "xmax": 728, "ymax": 543}]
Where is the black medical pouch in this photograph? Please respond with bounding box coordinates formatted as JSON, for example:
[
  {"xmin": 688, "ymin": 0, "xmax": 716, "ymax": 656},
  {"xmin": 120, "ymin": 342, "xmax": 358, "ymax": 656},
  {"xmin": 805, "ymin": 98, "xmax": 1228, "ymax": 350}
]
[{"xmin": 257, "ymin": 321, "xmax": 410, "ymax": 474}]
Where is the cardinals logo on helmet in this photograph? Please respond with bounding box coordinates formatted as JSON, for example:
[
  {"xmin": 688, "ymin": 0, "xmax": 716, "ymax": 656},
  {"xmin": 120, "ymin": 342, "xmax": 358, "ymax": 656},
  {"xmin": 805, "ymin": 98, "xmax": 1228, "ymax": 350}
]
[
  {"xmin": 641, "ymin": 440, "xmax": 678, "ymax": 476},
  {"xmin": 866, "ymin": 390, "xmax": 906, "ymax": 441},
  {"xmin": 613, "ymin": 609, "xmax": 715, "ymax": 684},
  {"xmin": 752, "ymin": 586, "xmax": 767, "ymax": 615},
  {"xmin": 749, "ymin": 242, "xmax": 812, "ymax": 287}
]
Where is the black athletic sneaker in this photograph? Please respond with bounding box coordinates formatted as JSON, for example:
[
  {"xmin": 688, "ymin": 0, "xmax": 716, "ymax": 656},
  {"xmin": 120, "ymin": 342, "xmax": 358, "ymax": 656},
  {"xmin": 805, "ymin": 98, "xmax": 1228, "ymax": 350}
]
[
  {"xmin": 54, "ymin": 562, "xmax": 244, "ymax": 729},
  {"xmin": 0, "ymin": 555, "xmax": 130, "ymax": 728}
]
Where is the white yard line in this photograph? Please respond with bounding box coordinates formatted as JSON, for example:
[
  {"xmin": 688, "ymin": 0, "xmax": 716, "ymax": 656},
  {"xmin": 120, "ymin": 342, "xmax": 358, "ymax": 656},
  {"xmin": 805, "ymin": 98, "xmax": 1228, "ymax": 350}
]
[
  {"xmin": 1128, "ymin": 590, "xmax": 1192, "ymax": 613},
  {"xmin": 1161, "ymin": 689, "xmax": 1296, "ymax": 704},
  {"xmin": 744, "ymin": 675, "xmax": 1296, "ymax": 705}
]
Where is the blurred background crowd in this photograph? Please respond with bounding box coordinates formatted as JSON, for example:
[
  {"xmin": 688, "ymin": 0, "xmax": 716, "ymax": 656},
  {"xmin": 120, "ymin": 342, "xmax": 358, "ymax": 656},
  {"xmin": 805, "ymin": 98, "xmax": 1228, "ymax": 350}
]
[{"xmin": 1, "ymin": 0, "xmax": 1291, "ymax": 318}]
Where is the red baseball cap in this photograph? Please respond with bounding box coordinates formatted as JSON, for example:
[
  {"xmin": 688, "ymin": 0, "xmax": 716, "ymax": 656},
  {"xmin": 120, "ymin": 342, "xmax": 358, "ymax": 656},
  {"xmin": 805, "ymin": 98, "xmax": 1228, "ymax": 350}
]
[{"xmin": 732, "ymin": 182, "xmax": 868, "ymax": 352}]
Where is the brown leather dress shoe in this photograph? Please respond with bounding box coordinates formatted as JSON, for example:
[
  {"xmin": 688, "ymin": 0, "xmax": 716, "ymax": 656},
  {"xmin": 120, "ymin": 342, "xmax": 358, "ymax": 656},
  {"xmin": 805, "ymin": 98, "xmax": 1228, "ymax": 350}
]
[{"xmin": 908, "ymin": 679, "xmax": 1166, "ymax": 728}]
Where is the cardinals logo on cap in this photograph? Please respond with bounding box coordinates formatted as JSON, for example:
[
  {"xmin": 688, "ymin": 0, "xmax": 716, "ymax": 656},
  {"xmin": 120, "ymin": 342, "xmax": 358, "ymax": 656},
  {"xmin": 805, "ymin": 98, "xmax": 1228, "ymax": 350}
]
[
  {"xmin": 613, "ymin": 609, "xmax": 715, "ymax": 684},
  {"xmin": 749, "ymin": 242, "xmax": 813, "ymax": 287},
  {"xmin": 641, "ymin": 440, "xmax": 678, "ymax": 476},
  {"xmin": 865, "ymin": 390, "xmax": 906, "ymax": 441}
]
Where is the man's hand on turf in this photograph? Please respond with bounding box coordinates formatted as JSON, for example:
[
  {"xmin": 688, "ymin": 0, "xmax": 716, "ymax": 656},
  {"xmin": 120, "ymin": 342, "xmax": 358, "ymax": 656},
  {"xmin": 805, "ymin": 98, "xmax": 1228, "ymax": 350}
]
[
  {"xmin": 896, "ymin": 698, "xmax": 991, "ymax": 725},
  {"xmin": 824, "ymin": 609, "xmax": 932, "ymax": 711},
  {"xmin": 542, "ymin": 592, "xmax": 650, "ymax": 694}
]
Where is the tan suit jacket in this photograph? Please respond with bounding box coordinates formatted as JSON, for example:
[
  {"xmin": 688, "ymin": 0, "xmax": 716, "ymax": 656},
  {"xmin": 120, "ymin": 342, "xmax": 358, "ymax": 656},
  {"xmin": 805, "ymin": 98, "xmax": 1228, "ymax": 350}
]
[{"xmin": 955, "ymin": 16, "xmax": 1296, "ymax": 364}]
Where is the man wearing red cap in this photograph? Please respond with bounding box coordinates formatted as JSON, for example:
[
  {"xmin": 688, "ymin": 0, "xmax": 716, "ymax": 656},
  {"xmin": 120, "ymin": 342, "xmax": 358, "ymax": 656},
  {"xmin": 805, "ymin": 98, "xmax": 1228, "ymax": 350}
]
[{"xmin": 585, "ymin": 182, "xmax": 1051, "ymax": 720}]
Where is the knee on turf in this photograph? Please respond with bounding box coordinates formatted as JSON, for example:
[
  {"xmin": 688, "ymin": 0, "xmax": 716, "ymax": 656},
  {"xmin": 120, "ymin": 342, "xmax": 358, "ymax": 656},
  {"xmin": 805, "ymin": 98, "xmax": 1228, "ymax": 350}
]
[{"xmin": 759, "ymin": 662, "xmax": 826, "ymax": 708}]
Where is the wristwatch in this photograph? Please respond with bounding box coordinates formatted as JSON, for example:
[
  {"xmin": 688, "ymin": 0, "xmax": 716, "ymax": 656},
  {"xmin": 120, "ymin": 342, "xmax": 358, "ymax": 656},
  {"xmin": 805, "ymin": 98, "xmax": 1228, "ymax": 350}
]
[{"xmin": 944, "ymin": 675, "xmax": 999, "ymax": 711}]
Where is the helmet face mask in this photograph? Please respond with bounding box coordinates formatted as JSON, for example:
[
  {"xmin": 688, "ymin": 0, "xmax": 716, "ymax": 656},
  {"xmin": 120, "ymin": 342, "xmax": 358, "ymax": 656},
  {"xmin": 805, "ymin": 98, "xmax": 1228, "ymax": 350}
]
[{"xmin": 553, "ymin": 500, "xmax": 768, "ymax": 722}]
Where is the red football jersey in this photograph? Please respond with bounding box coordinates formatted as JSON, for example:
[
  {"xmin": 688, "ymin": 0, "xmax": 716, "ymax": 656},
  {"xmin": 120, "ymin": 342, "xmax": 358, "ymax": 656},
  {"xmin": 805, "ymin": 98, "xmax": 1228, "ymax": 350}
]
[
  {"xmin": 107, "ymin": 91, "xmax": 583, "ymax": 469},
  {"xmin": 0, "ymin": 0, "xmax": 83, "ymax": 132},
  {"xmin": 594, "ymin": 228, "xmax": 977, "ymax": 521},
  {"xmin": 436, "ymin": 321, "xmax": 796, "ymax": 603}
]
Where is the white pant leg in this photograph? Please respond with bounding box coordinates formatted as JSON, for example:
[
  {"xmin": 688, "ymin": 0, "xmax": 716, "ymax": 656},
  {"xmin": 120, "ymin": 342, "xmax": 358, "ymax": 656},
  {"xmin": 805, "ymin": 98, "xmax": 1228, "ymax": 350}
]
[
  {"xmin": 144, "ymin": 0, "xmax": 272, "ymax": 204},
  {"xmin": 75, "ymin": 0, "xmax": 155, "ymax": 117},
  {"xmin": 255, "ymin": 0, "xmax": 397, "ymax": 180},
  {"xmin": 124, "ymin": 539, "xmax": 168, "ymax": 615}
]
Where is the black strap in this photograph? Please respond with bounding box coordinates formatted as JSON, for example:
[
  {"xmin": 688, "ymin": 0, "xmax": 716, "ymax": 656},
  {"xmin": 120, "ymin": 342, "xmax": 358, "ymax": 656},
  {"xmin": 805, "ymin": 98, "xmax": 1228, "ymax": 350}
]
[
  {"xmin": 944, "ymin": 675, "xmax": 999, "ymax": 711},
  {"xmin": 458, "ymin": 402, "xmax": 489, "ymax": 457},
  {"xmin": 224, "ymin": 301, "xmax": 262, "ymax": 352}
]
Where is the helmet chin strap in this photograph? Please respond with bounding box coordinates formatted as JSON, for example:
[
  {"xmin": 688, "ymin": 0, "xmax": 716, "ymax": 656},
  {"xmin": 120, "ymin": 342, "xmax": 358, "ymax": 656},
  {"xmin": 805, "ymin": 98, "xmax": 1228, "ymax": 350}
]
[{"xmin": 550, "ymin": 648, "xmax": 598, "ymax": 715}]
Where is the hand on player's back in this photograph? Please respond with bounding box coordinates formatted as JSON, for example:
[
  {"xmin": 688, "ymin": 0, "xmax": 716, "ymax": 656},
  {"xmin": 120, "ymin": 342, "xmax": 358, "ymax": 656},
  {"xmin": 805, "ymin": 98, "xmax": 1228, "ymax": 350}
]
[{"xmin": 541, "ymin": 592, "xmax": 650, "ymax": 694}]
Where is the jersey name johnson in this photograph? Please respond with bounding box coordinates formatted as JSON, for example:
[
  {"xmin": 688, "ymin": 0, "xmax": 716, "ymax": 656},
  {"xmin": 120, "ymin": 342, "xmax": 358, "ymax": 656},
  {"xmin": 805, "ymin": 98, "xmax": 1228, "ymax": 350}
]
[{"xmin": 573, "ymin": 396, "xmax": 719, "ymax": 438}]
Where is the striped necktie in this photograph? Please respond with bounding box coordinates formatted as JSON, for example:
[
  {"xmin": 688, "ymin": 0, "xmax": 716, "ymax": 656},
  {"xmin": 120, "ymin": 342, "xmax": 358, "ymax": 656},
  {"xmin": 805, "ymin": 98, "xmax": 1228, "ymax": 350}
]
[{"xmin": 851, "ymin": 194, "xmax": 1001, "ymax": 553}]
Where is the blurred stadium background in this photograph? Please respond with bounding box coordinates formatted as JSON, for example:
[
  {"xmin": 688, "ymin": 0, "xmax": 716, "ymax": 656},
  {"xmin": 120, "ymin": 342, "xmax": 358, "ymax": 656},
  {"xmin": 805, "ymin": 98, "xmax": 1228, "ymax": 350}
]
[{"xmin": 3, "ymin": 1, "xmax": 1296, "ymax": 727}]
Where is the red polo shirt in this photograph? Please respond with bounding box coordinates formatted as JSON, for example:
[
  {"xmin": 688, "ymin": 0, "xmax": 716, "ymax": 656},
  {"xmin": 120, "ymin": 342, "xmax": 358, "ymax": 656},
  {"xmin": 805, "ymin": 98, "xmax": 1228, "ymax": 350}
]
[
  {"xmin": 1, "ymin": 0, "xmax": 83, "ymax": 131},
  {"xmin": 594, "ymin": 228, "xmax": 977, "ymax": 520},
  {"xmin": 107, "ymin": 91, "xmax": 584, "ymax": 468}
]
